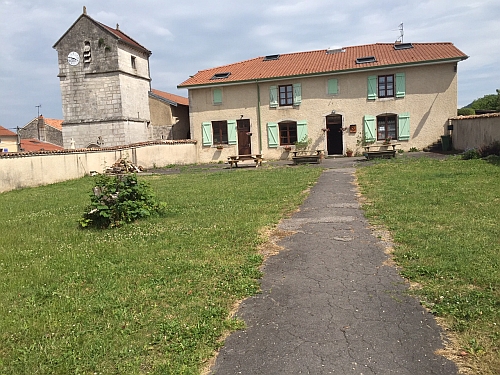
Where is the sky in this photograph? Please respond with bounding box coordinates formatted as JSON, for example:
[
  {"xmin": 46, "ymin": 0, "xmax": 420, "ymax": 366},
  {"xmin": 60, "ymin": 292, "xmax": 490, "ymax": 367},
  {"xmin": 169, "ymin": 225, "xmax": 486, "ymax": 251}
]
[{"xmin": 1, "ymin": 0, "xmax": 499, "ymax": 130}]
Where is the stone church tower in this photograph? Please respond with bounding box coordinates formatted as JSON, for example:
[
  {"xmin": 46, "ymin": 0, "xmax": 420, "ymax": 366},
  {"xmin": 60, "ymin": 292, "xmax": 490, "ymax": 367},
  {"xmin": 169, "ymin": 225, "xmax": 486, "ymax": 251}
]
[{"xmin": 53, "ymin": 7, "xmax": 152, "ymax": 149}]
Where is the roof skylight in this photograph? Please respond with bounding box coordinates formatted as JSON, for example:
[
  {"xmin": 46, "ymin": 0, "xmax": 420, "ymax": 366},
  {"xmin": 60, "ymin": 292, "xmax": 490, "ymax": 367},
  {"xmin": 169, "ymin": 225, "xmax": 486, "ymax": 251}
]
[
  {"xmin": 210, "ymin": 72, "xmax": 231, "ymax": 80},
  {"xmin": 355, "ymin": 56, "xmax": 377, "ymax": 64},
  {"xmin": 263, "ymin": 54, "xmax": 280, "ymax": 61},
  {"xmin": 394, "ymin": 43, "xmax": 414, "ymax": 50}
]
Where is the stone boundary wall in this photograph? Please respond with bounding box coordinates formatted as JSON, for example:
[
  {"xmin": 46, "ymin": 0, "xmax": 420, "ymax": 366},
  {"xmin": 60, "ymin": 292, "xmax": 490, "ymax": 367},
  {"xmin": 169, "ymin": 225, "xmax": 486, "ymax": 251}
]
[
  {"xmin": 0, "ymin": 140, "xmax": 197, "ymax": 193},
  {"xmin": 450, "ymin": 113, "xmax": 500, "ymax": 151}
]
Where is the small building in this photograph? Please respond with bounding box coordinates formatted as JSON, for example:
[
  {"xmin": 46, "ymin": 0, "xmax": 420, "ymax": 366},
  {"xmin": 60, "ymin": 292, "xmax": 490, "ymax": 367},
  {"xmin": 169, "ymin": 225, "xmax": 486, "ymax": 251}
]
[
  {"xmin": 178, "ymin": 42, "xmax": 468, "ymax": 162},
  {"xmin": 149, "ymin": 89, "xmax": 190, "ymax": 140},
  {"xmin": 0, "ymin": 126, "xmax": 18, "ymax": 152},
  {"xmin": 19, "ymin": 116, "xmax": 63, "ymax": 147}
]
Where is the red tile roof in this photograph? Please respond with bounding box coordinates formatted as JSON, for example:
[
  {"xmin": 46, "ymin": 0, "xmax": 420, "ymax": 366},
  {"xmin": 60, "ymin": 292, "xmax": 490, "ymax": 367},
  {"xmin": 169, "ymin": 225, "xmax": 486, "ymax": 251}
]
[
  {"xmin": 98, "ymin": 21, "xmax": 151, "ymax": 55},
  {"xmin": 20, "ymin": 139, "xmax": 64, "ymax": 152},
  {"xmin": 0, "ymin": 126, "xmax": 17, "ymax": 137},
  {"xmin": 151, "ymin": 89, "xmax": 189, "ymax": 106},
  {"xmin": 43, "ymin": 118, "xmax": 63, "ymax": 130},
  {"xmin": 178, "ymin": 42, "xmax": 468, "ymax": 88}
]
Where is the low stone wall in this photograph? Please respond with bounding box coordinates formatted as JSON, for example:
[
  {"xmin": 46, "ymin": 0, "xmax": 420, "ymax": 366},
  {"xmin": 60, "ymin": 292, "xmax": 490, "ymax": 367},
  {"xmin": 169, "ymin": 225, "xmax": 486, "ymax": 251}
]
[
  {"xmin": 0, "ymin": 140, "xmax": 197, "ymax": 193},
  {"xmin": 450, "ymin": 113, "xmax": 500, "ymax": 151}
]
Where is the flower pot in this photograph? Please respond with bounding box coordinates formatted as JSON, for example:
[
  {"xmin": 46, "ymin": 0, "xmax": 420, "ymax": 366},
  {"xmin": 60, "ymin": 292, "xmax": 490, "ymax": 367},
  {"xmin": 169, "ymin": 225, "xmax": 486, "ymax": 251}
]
[{"xmin": 346, "ymin": 150, "xmax": 353, "ymax": 157}]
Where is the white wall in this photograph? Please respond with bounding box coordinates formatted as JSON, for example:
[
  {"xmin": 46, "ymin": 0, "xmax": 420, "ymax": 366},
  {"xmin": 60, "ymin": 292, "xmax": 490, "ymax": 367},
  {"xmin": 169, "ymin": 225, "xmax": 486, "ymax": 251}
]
[
  {"xmin": 0, "ymin": 141, "xmax": 197, "ymax": 193},
  {"xmin": 451, "ymin": 114, "xmax": 500, "ymax": 151}
]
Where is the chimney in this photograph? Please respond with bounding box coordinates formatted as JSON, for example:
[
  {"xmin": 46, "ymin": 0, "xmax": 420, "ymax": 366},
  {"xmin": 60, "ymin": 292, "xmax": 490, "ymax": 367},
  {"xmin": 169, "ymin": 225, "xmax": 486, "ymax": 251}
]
[
  {"xmin": 37, "ymin": 115, "xmax": 46, "ymax": 142},
  {"xmin": 83, "ymin": 6, "xmax": 87, "ymax": 15}
]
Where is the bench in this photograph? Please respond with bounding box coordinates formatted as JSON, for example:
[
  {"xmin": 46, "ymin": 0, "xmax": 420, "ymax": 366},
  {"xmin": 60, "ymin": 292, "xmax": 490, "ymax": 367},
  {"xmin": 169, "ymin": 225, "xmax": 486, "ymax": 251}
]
[
  {"xmin": 291, "ymin": 150, "xmax": 323, "ymax": 165},
  {"xmin": 227, "ymin": 154, "xmax": 263, "ymax": 168},
  {"xmin": 363, "ymin": 143, "xmax": 399, "ymax": 160}
]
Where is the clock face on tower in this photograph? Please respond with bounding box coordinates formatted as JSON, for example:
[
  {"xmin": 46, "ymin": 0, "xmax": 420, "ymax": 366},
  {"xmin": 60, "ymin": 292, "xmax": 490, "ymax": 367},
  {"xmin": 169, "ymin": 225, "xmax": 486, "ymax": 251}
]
[{"xmin": 67, "ymin": 51, "xmax": 80, "ymax": 66}]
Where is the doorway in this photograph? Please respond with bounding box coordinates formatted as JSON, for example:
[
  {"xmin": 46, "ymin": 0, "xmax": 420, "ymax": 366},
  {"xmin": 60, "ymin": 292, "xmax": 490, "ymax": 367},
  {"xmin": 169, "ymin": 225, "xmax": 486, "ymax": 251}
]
[
  {"xmin": 326, "ymin": 114, "xmax": 343, "ymax": 155},
  {"xmin": 237, "ymin": 119, "xmax": 251, "ymax": 155}
]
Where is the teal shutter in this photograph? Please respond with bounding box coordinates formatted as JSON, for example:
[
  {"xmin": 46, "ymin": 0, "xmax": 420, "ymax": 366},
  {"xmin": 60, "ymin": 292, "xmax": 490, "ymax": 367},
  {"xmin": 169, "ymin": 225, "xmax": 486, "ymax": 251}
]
[
  {"xmin": 293, "ymin": 83, "xmax": 302, "ymax": 105},
  {"xmin": 363, "ymin": 115, "xmax": 376, "ymax": 143},
  {"xmin": 327, "ymin": 79, "xmax": 338, "ymax": 95},
  {"xmin": 267, "ymin": 122, "xmax": 278, "ymax": 148},
  {"xmin": 213, "ymin": 88, "xmax": 222, "ymax": 104},
  {"xmin": 202, "ymin": 122, "xmax": 212, "ymax": 146},
  {"xmin": 367, "ymin": 75, "xmax": 377, "ymax": 100},
  {"xmin": 296, "ymin": 121, "xmax": 308, "ymax": 143},
  {"xmin": 396, "ymin": 73, "xmax": 406, "ymax": 98},
  {"xmin": 227, "ymin": 120, "xmax": 237, "ymax": 145},
  {"xmin": 398, "ymin": 112, "xmax": 410, "ymax": 140},
  {"xmin": 269, "ymin": 86, "xmax": 278, "ymax": 108}
]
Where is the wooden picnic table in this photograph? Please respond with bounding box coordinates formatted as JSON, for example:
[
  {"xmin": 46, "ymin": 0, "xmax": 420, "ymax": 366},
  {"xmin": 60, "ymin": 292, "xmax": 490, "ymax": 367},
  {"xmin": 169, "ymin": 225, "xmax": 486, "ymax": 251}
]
[
  {"xmin": 291, "ymin": 150, "xmax": 323, "ymax": 164},
  {"xmin": 227, "ymin": 154, "xmax": 263, "ymax": 168},
  {"xmin": 363, "ymin": 143, "xmax": 400, "ymax": 160}
]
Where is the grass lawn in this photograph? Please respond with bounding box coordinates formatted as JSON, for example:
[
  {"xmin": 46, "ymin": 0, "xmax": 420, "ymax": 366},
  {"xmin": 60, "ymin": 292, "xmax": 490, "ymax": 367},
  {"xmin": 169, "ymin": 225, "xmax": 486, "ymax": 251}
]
[
  {"xmin": 356, "ymin": 156, "xmax": 500, "ymax": 374},
  {"xmin": 0, "ymin": 166, "xmax": 322, "ymax": 374}
]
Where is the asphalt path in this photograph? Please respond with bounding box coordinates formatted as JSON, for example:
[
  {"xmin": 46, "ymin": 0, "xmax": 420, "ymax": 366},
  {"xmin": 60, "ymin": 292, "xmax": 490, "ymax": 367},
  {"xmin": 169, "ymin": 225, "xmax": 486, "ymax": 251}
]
[{"xmin": 209, "ymin": 157, "xmax": 457, "ymax": 374}]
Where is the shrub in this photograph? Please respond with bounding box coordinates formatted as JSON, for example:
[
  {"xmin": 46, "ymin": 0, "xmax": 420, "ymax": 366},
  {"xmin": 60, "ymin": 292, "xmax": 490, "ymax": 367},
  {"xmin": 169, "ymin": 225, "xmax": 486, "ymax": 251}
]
[
  {"xmin": 461, "ymin": 148, "xmax": 481, "ymax": 160},
  {"xmin": 457, "ymin": 108, "xmax": 475, "ymax": 116},
  {"xmin": 479, "ymin": 141, "xmax": 500, "ymax": 157},
  {"xmin": 79, "ymin": 173, "xmax": 166, "ymax": 229},
  {"xmin": 408, "ymin": 147, "xmax": 419, "ymax": 152}
]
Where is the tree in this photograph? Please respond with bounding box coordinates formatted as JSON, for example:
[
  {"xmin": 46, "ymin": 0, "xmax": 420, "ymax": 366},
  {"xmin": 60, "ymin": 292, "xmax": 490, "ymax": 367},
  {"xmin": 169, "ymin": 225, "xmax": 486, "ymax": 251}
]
[{"xmin": 465, "ymin": 91, "xmax": 500, "ymax": 111}]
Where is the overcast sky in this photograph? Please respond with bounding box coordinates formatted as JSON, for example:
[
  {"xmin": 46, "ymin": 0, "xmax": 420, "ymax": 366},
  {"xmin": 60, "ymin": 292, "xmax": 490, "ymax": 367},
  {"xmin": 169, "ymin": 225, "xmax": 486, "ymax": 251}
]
[{"xmin": 1, "ymin": 0, "xmax": 499, "ymax": 130}]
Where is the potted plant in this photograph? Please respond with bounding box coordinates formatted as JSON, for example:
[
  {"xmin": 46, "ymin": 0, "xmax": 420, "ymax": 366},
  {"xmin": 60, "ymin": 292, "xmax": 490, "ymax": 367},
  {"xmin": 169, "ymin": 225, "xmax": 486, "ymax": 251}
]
[
  {"xmin": 216, "ymin": 145, "xmax": 224, "ymax": 150},
  {"xmin": 383, "ymin": 137, "xmax": 392, "ymax": 145},
  {"xmin": 346, "ymin": 148, "xmax": 353, "ymax": 157},
  {"xmin": 284, "ymin": 146, "xmax": 292, "ymax": 152}
]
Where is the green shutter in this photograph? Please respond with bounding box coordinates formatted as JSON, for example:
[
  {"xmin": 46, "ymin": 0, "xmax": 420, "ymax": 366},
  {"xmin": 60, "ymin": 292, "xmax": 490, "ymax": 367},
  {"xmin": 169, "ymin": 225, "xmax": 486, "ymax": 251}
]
[
  {"xmin": 202, "ymin": 122, "xmax": 212, "ymax": 146},
  {"xmin": 367, "ymin": 75, "xmax": 377, "ymax": 100},
  {"xmin": 267, "ymin": 122, "xmax": 278, "ymax": 148},
  {"xmin": 293, "ymin": 83, "xmax": 302, "ymax": 105},
  {"xmin": 227, "ymin": 120, "xmax": 237, "ymax": 145},
  {"xmin": 363, "ymin": 115, "xmax": 376, "ymax": 143},
  {"xmin": 297, "ymin": 121, "xmax": 308, "ymax": 143},
  {"xmin": 396, "ymin": 73, "xmax": 406, "ymax": 98},
  {"xmin": 398, "ymin": 112, "xmax": 410, "ymax": 140},
  {"xmin": 213, "ymin": 88, "xmax": 222, "ymax": 105},
  {"xmin": 269, "ymin": 86, "xmax": 278, "ymax": 108},
  {"xmin": 328, "ymin": 79, "xmax": 338, "ymax": 95}
]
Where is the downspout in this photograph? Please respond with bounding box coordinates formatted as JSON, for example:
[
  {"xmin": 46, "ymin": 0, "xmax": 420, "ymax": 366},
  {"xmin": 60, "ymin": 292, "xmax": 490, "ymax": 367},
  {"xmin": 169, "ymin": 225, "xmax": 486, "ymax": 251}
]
[{"xmin": 256, "ymin": 81, "xmax": 263, "ymax": 154}]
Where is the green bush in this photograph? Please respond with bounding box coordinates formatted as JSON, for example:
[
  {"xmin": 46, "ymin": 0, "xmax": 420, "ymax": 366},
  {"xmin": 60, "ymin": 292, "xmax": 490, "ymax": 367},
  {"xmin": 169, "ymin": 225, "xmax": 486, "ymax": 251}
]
[
  {"xmin": 479, "ymin": 141, "xmax": 500, "ymax": 157},
  {"xmin": 79, "ymin": 173, "xmax": 166, "ymax": 228},
  {"xmin": 461, "ymin": 148, "xmax": 481, "ymax": 160},
  {"xmin": 457, "ymin": 108, "xmax": 475, "ymax": 116}
]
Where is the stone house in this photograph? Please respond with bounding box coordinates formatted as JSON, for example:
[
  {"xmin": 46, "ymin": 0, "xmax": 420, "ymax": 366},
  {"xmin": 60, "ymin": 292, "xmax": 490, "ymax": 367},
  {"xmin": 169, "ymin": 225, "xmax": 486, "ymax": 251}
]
[
  {"xmin": 178, "ymin": 42, "xmax": 468, "ymax": 162},
  {"xmin": 149, "ymin": 89, "xmax": 190, "ymax": 140},
  {"xmin": 53, "ymin": 8, "xmax": 189, "ymax": 149},
  {"xmin": 19, "ymin": 116, "xmax": 64, "ymax": 147},
  {"xmin": 0, "ymin": 126, "xmax": 18, "ymax": 152}
]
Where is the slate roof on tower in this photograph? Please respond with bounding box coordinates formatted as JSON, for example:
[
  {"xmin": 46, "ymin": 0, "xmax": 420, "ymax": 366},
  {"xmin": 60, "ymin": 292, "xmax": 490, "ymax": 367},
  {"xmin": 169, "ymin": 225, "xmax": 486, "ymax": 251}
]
[
  {"xmin": 178, "ymin": 42, "xmax": 467, "ymax": 88},
  {"xmin": 53, "ymin": 10, "xmax": 151, "ymax": 55}
]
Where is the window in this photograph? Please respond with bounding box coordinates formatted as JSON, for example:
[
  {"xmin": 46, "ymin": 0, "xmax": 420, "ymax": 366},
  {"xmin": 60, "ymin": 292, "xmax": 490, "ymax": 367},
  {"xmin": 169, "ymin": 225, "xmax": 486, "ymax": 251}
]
[
  {"xmin": 377, "ymin": 115, "xmax": 397, "ymax": 141},
  {"xmin": 378, "ymin": 75, "xmax": 394, "ymax": 98},
  {"xmin": 212, "ymin": 121, "xmax": 228, "ymax": 144},
  {"xmin": 279, "ymin": 85, "xmax": 293, "ymax": 106},
  {"xmin": 279, "ymin": 121, "xmax": 297, "ymax": 145},
  {"xmin": 213, "ymin": 88, "xmax": 222, "ymax": 105},
  {"xmin": 210, "ymin": 72, "xmax": 231, "ymax": 80},
  {"xmin": 367, "ymin": 73, "xmax": 405, "ymax": 100},
  {"xmin": 131, "ymin": 56, "xmax": 136, "ymax": 69}
]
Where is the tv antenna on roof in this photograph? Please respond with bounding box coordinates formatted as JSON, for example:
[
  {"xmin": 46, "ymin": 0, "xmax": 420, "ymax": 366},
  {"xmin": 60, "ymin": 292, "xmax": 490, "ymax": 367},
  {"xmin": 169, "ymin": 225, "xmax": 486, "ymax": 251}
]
[
  {"xmin": 36, "ymin": 104, "xmax": 42, "ymax": 117},
  {"xmin": 395, "ymin": 22, "xmax": 404, "ymax": 43}
]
